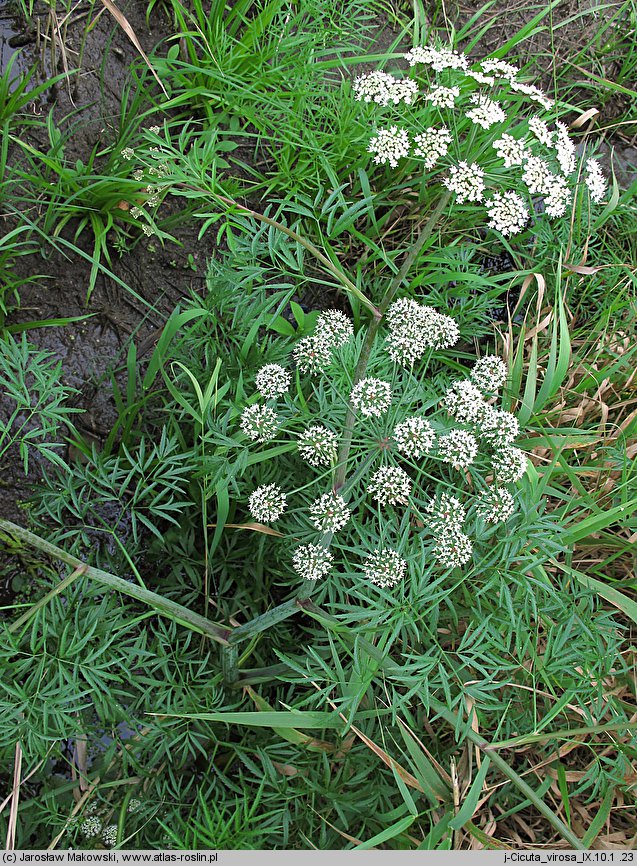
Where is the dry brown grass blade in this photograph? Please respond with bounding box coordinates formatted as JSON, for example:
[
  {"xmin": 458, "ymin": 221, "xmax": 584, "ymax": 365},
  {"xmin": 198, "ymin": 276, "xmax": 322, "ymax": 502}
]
[
  {"xmin": 5, "ymin": 742, "xmax": 23, "ymax": 850},
  {"xmin": 99, "ymin": 0, "xmax": 167, "ymax": 97}
]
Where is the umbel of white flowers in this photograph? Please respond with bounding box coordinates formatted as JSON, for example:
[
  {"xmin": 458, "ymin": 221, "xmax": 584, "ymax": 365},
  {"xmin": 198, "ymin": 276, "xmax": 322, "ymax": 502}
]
[
  {"xmin": 240, "ymin": 307, "xmax": 529, "ymax": 589},
  {"xmin": 353, "ymin": 42, "xmax": 608, "ymax": 234}
]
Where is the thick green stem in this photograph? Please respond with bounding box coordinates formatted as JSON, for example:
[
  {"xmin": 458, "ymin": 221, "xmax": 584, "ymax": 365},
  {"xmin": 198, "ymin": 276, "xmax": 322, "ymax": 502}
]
[
  {"xmin": 0, "ymin": 520, "xmax": 232, "ymax": 646},
  {"xmin": 333, "ymin": 193, "xmax": 451, "ymax": 493}
]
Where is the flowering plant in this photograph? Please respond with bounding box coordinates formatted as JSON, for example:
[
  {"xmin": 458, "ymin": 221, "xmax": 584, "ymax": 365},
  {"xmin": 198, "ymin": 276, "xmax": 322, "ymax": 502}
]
[
  {"xmin": 240, "ymin": 306, "xmax": 527, "ymax": 592},
  {"xmin": 231, "ymin": 41, "xmax": 611, "ymax": 598}
]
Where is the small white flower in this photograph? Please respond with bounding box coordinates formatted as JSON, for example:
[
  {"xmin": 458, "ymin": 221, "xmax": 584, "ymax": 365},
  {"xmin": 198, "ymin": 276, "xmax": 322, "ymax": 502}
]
[
  {"xmin": 255, "ymin": 364, "xmax": 290, "ymax": 398},
  {"xmin": 412, "ymin": 127, "xmax": 453, "ymax": 169},
  {"xmin": 292, "ymin": 544, "xmax": 333, "ymax": 581},
  {"xmin": 120, "ymin": 147, "xmax": 135, "ymax": 160},
  {"xmin": 293, "ymin": 335, "xmax": 332, "ymax": 375},
  {"xmin": 424, "ymin": 492, "xmax": 466, "ymax": 532},
  {"xmin": 585, "ymin": 158, "xmax": 607, "ymax": 203},
  {"xmin": 297, "ymin": 425, "xmax": 338, "ymax": 467},
  {"xmin": 248, "ymin": 484, "xmax": 287, "ymax": 523},
  {"xmin": 443, "ymin": 380, "xmax": 486, "ymax": 424},
  {"xmin": 368, "ymin": 126, "xmax": 411, "ymax": 168},
  {"xmin": 432, "ymin": 526, "xmax": 473, "ymax": 568},
  {"xmin": 393, "ymin": 416, "xmax": 435, "ymax": 458},
  {"xmin": 543, "ymin": 175, "xmax": 572, "ymax": 218},
  {"xmin": 240, "ymin": 404, "xmax": 279, "ymax": 443},
  {"xmin": 478, "ymin": 406, "xmax": 520, "ymax": 446},
  {"xmin": 528, "ymin": 116, "xmax": 554, "ymax": 146},
  {"xmin": 425, "ymin": 85, "xmax": 460, "ymax": 108},
  {"xmin": 485, "ymin": 191, "xmax": 529, "ymax": 236},
  {"xmin": 81, "ymin": 816, "xmax": 102, "ymax": 838},
  {"xmin": 132, "ymin": 169, "xmax": 145, "ymax": 181},
  {"xmin": 443, "ymin": 161, "xmax": 485, "ymax": 203},
  {"xmin": 128, "ymin": 798, "xmax": 142, "ymax": 814},
  {"xmin": 350, "ymin": 378, "xmax": 392, "ymax": 418},
  {"xmin": 363, "ymin": 549, "xmax": 407, "ymax": 588},
  {"xmin": 475, "ymin": 487, "xmax": 516, "ymax": 522},
  {"xmin": 492, "ymin": 134, "xmax": 527, "ymax": 168},
  {"xmin": 369, "ymin": 466, "xmax": 412, "ymax": 505},
  {"xmin": 466, "ymin": 93, "xmax": 506, "ymax": 129},
  {"xmin": 315, "ymin": 310, "xmax": 354, "ymax": 348},
  {"xmin": 102, "ymin": 825, "xmax": 118, "ymax": 848},
  {"xmin": 492, "ymin": 446, "xmax": 527, "ymax": 483},
  {"xmin": 480, "ymin": 58, "xmax": 520, "ymax": 78},
  {"xmin": 471, "ymin": 356, "xmax": 508, "ymax": 393},
  {"xmin": 353, "ymin": 71, "xmax": 418, "ymax": 106},
  {"xmin": 309, "ymin": 492, "xmax": 350, "ymax": 532},
  {"xmin": 438, "ymin": 429, "xmax": 479, "ymax": 470},
  {"xmin": 141, "ymin": 225, "xmax": 154, "ymax": 237}
]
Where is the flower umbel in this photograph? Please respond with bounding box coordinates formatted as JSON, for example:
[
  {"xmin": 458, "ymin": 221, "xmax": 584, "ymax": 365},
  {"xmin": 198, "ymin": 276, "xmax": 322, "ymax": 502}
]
[
  {"xmin": 240, "ymin": 404, "xmax": 279, "ymax": 443},
  {"xmin": 292, "ymin": 544, "xmax": 333, "ymax": 581},
  {"xmin": 443, "ymin": 161, "xmax": 485, "ymax": 203},
  {"xmin": 255, "ymin": 364, "xmax": 290, "ymax": 399},
  {"xmin": 297, "ymin": 425, "xmax": 338, "ymax": 467},
  {"xmin": 350, "ymin": 378, "xmax": 393, "ymax": 418},
  {"xmin": 438, "ymin": 429, "xmax": 479, "ymax": 470},
  {"xmin": 432, "ymin": 526, "xmax": 473, "ymax": 568},
  {"xmin": 368, "ymin": 126, "xmax": 410, "ymax": 168},
  {"xmin": 369, "ymin": 466, "xmax": 412, "ymax": 505},
  {"xmin": 363, "ymin": 549, "xmax": 407, "ymax": 588},
  {"xmin": 471, "ymin": 356, "xmax": 508, "ymax": 393},
  {"xmin": 393, "ymin": 416, "xmax": 436, "ymax": 458},
  {"xmin": 248, "ymin": 484, "xmax": 287, "ymax": 523},
  {"xmin": 309, "ymin": 492, "xmax": 350, "ymax": 532},
  {"xmin": 476, "ymin": 488, "xmax": 516, "ymax": 523}
]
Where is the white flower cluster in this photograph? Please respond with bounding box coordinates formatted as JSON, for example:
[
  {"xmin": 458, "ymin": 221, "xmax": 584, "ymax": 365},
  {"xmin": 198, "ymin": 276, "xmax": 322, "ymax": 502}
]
[
  {"xmin": 81, "ymin": 817, "xmax": 102, "ymax": 838},
  {"xmin": 369, "ymin": 466, "xmax": 412, "ymax": 505},
  {"xmin": 393, "ymin": 416, "xmax": 436, "ymax": 458},
  {"xmin": 466, "ymin": 93, "xmax": 506, "ymax": 129},
  {"xmin": 476, "ymin": 487, "xmax": 515, "ymax": 523},
  {"xmin": 492, "ymin": 134, "xmax": 527, "ymax": 168},
  {"xmin": 443, "ymin": 380, "xmax": 486, "ymax": 424},
  {"xmin": 405, "ymin": 45, "xmax": 468, "ymax": 72},
  {"xmin": 385, "ymin": 298, "xmax": 459, "ymax": 365},
  {"xmin": 297, "ymin": 425, "xmax": 338, "ymax": 467},
  {"xmin": 492, "ymin": 446, "xmax": 527, "ymax": 483},
  {"xmin": 102, "ymin": 825, "xmax": 118, "ymax": 848},
  {"xmin": 353, "ymin": 41, "xmax": 607, "ymax": 234},
  {"xmin": 255, "ymin": 364, "xmax": 290, "ymax": 398},
  {"xmin": 433, "ymin": 527, "xmax": 474, "ymax": 569},
  {"xmin": 240, "ymin": 404, "xmax": 279, "ymax": 443},
  {"xmin": 368, "ymin": 126, "xmax": 410, "ymax": 168},
  {"xmin": 412, "ymin": 127, "xmax": 452, "ymax": 169},
  {"xmin": 479, "ymin": 406, "xmax": 520, "ymax": 446},
  {"xmin": 424, "ymin": 492, "xmax": 466, "ymax": 532},
  {"xmin": 438, "ymin": 429, "xmax": 479, "ymax": 470},
  {"xmin": 293, "ymin": 310, "xmax": 354, "ymax": 375},
  {"xmin": 443, "ymin": 161, "xmax": 485, "ymax": 203},
  {"xmin": 424, "ymin": 493, "xmax": 473, "ymax": 568},
  {"xmin": 471, "ymin": 355, "xmax": 508, "ymax": 392},
  {"xmin": 585, "ymin": 158, "xmax": 607, "ymax": 203},
  {"xmin": 353, "ymin": 71, "xmax": 418, "ymax": 106},
  {"xmin": 309, "ymin": 492, "xmax": 350, "ymax": 532},
  {"xmin": 485, "ymin": 191, "xmax": 529, "ymax": 236},
  {"xmin": 292, "ymin": 544, "xmax": 333, "ymax": 581},
  {"xmin": 350, "ymin": 377, "xmax": 393, "ymax": 418},
  {"xmin": 425, "ymin": 85, "xmax": 460, "ymax": 108},
  {"xmin": 249, "ymin": 483, "xmax": 287, "ymax": 523},
  {"xmin": 363, "ymin": 549, "xmax": 407, "ymax": 587}
]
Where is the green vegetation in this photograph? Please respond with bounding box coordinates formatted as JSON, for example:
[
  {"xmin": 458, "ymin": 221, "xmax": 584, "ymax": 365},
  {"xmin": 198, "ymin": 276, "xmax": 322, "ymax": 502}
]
[{"xmin": 0, "ymin": 0, "xmax": 635, "ymax": 850}]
